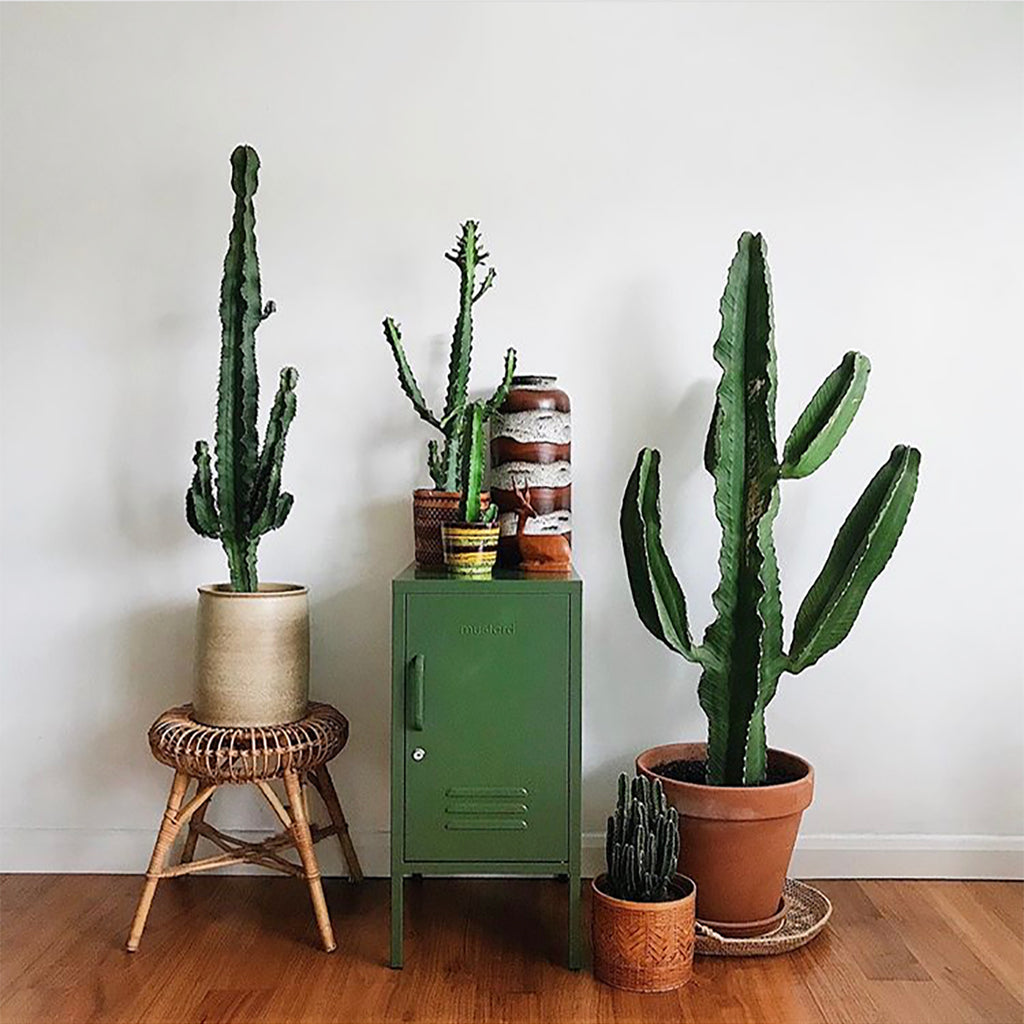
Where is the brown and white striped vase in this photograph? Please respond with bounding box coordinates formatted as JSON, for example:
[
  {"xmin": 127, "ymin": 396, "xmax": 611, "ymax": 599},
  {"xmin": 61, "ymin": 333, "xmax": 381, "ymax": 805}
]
[{"xmin": 489, "ymin": 375, "xmax": 571, "ymax": 567}]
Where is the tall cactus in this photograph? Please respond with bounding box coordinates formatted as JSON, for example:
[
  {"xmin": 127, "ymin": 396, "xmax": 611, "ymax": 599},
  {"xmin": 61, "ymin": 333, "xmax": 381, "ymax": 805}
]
[
  {"xmin": 383, "ymin": 221, "xmax": 517, "ymax": 490},
  {"xmin": 605, "ymin": 773, "xmax": 680, "ymax": 902},
  {"xmin": 185, "ymin": 145, "xmax": 298, "ymax": 592},
  {"xmin": 456, "ymin": 402, "xmax": 498, "ymax": 524},
  {"xmin": 621, "ymin": 232, "xmax": 920, "ymax": 786}
]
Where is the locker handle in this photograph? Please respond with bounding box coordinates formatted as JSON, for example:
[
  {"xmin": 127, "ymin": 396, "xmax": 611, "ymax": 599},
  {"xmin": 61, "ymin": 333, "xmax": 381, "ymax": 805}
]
[{"xmin": 408, "ymin": 654, "xmax": 425, "ymax": 731}]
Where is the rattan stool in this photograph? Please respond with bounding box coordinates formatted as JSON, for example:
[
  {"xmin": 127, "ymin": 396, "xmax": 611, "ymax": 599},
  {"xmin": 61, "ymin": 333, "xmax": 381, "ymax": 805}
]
[{"xmin": 126, "ymin": 701, "xmax": 363, "ymax": 953}]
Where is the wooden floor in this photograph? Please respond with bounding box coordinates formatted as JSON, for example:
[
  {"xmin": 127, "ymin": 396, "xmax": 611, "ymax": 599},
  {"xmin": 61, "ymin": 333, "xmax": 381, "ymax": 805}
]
[{"xmin": 0, "ymin": 876, "xmax": 1020, "ymax": 1024}]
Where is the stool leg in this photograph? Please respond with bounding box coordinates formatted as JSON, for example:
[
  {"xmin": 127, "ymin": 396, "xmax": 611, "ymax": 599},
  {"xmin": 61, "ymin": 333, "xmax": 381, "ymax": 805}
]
[
  {"xmin": 127, "ymin": 769, "xmax": 190, "ymax": 952},
  {"xmin": 283, "ymin": 770, "xmax": 336, "ymax": 953},
  {"xmin": 179, "ymin": 784, "xmax": 212, "ymax": 865},
  {"xmin": 315, "ymin": 765, "xmax": 363, "ymax": 882}
]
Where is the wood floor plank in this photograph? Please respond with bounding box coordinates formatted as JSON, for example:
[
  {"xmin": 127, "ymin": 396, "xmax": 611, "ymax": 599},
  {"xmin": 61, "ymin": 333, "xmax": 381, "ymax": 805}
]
[
  {"xmin": 1, "ymin": 876, "xmax": 1020, "ymax": 1024},
  {"xmin": 862, "ymin": 880, "xmax": 1023, "ymax": 1024}
]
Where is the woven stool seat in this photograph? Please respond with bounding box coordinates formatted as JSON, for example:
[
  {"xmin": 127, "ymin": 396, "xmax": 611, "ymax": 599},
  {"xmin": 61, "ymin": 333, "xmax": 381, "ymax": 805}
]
[{"xmin": 149, "ymin": 702, "xmax": 349, "ymax": 783}]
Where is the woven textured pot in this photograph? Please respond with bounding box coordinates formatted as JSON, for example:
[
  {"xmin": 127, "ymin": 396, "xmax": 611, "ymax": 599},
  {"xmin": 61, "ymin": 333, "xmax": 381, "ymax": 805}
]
[
  {"xmin": 193, "ymin": 584, "xmax": 309, "ymax": 727},
  {"xmin": 441, "ymin": 522, "xmax": 500, "ymax": 577},
  {"xmin": 490, "ymin": 376, "xmax": 571, "ymax": 567},
  {"xmin": 591, "ymin": 874, "xmax": 695, "ymax": 992},
  {"xmin": 413, "ymin": 489, "xmax": 490, "ymax": 567},
  {"xmin": 637, "ymin": 743, "xmax": 813, "ymax": 937}
]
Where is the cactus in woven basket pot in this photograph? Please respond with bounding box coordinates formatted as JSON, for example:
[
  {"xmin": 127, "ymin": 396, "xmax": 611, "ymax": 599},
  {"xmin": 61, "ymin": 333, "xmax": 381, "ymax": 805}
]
[
  {"xmin": 383, "ymin": 220, "xmax": 517, "ymax": 490},
  {"xmin": 605, "ymin": 773, "xmax": 680, "ymax": 902},
  {"xmin": 621, "ymin": 231, "xmax": 920, "ymax": 787},
  {"xmin": 185, "ymin": 145, "xmax": 298, "ymax": 593}
]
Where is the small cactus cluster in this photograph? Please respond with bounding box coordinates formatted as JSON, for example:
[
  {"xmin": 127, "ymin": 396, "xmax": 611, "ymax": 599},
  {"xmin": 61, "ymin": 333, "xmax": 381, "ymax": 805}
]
[
  {"xmin": 605, "ymin": 772, "xmax": 680, "ymax": 903},
  {"xmin": 186, "ymin": 145, "xmax": 298, "ymax": 592},
  {"xmin": 457, "ymin": 401, "xmax": 498, "ymax": 525},
  {"xmin": 383, "ymin": 220, "xmax": 516, "ymax": 491}
]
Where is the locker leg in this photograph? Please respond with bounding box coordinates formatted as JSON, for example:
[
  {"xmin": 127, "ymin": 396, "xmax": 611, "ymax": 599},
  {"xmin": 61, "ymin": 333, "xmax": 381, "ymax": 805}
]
[
  {"xmin": 390, "ymin": 872, "xmax": 404, "ymax": 968},
  {"xmin": 567, "ymin": 868, "xmax": 582, "ymax": 970}
]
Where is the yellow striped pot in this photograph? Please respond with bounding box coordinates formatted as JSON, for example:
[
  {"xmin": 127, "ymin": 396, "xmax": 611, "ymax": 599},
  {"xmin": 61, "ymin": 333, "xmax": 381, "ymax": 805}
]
[{"xmin": 441, "ymin": 522, "xmax": 500, "ymax": 577}]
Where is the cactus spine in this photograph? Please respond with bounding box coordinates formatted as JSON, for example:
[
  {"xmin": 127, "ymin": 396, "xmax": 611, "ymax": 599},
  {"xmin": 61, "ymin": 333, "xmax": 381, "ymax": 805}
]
[
  {"xmin": 383, "ymin": 221, "xmax": 516, "ymax": 490},
  {"xmin": 605, "ymin": 773, "xmax": 680, "ymax": 902},
  {"xmin": 621, "ymin": 232, "xmax": 920, "ymax": 786},
  {"xmin": 457, "ymin": 402, "xmax": 498, "ymax": 524},
  {"xmin": 186, "ymin": 145, "xmax": 298, "ymax": 592}
]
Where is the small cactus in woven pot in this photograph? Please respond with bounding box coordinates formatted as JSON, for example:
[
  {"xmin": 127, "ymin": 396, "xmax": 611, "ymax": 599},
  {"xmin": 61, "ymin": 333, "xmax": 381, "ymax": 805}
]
[{"xmin": 592, "ymin": 772, "xmax": 695, "ymax": 992}]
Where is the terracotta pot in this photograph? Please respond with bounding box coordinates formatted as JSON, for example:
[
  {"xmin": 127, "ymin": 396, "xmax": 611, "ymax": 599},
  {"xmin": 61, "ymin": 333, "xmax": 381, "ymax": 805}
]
[
  {"xmin": 412, "ymin": 489, "xmax": 490, "ymax": 567},
  {"xmin": 193, "ymin": 583, "xmax": 309, "ymax": 727},
  {"xmin": 440, "ymin": 521, "xmax": 500, "ymax": 577},
  {"xmin": 591, "ymin": 874, "xmax": 695, "ymax": 992},
  {"xmin": 636, "ymin": 743, "xmax": 813, "ymax": 937},
  {"xmin": 490, "ymin": 375, "xmax": 572, "ymax": 567}
]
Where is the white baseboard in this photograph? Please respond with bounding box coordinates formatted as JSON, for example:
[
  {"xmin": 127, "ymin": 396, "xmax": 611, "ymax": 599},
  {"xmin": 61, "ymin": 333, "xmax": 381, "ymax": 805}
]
[{"xmin": 2, "ymin": 828, "xmax": 1021, "ymax": 879}]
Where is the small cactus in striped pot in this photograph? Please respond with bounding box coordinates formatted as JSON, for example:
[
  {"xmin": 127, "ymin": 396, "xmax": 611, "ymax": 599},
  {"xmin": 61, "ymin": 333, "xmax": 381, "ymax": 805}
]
[
  {"xmin": 185, "ymin": 145, "xmax": 298, "ymax": 592},
  {"xmin": 605, "ymin": 773, "xmax": 680, "ymax": 902}
]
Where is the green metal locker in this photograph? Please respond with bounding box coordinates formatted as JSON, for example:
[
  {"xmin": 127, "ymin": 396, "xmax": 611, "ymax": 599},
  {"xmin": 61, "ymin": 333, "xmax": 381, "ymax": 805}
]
[{"xmin": 390, "ymin": 564, "xmax": 582, "ymax": 969}]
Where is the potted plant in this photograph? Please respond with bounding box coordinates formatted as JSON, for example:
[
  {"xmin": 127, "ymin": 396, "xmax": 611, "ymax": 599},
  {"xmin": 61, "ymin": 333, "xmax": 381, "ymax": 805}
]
[
  {"xmin": 440, "ymin": 402, "xmax": 500, "ymax": 576},
  {"xmin": 620, "ymin": 231, "xmax": 920, "ymax": 937},
  {"xmin": 592, "ymin": 773, "xmax": 695, "ymax": 992},
  {"xmin": 185, "ymin": 144, "xmax": 306, "ymax": 727},
  {"xmin": 382, "ymin": 220, "xmax": 516, "ymax": 566}
]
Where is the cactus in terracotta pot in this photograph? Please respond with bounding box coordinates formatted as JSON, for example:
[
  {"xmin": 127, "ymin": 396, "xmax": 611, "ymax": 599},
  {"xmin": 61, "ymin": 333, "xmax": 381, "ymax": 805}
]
[
  {"xmin": 621, "ymin": 231, "xmax": 920, "ymax": 786},
  {"xmin": 383, "ymin": 220, "xmax": 517, "ymax": 490},
  {"xmin": 185, "ymin": 144, "xmax": 298, "ymax": 593}
]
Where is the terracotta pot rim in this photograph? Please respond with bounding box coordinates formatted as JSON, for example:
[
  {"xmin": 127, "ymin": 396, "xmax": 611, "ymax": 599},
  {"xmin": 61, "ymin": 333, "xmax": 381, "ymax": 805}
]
[
  {"xmin": 198, "ymin": 583, "xmax": 308, "ymax": 598},
  {"xmin": 592, "ymin": 873, "xmax": 695, "ymax": 910},
  {"xmin": 637, "ymin": 742, "xmax": 813, "ymax": 822},
  {"xmin": 637, "ymin": 742, "xmax": 813, "ymax": 793}
]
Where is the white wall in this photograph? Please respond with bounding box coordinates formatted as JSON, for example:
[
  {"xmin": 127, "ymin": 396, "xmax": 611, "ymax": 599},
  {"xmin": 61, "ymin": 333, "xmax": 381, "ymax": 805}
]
[{"xmin": 2, "ymin": 1, "xmax": 1021, "ymax": 879}]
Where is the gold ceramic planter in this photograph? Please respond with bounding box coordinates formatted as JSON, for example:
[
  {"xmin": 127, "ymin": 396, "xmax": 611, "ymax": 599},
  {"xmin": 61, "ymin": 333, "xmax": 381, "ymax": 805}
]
[
  {"xmin": 440, "ymin": 523, "xmax": 500, "ymax": 577},
  {"xmin": 192, "ymin": 583, "xmax": 310, "ymax": 727}
]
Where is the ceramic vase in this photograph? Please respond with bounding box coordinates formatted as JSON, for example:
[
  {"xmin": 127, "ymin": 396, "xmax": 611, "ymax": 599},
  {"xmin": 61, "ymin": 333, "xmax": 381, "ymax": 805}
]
[{"xmin": 490, "ymin": 375, "xmax": 572, "ymax": 567}]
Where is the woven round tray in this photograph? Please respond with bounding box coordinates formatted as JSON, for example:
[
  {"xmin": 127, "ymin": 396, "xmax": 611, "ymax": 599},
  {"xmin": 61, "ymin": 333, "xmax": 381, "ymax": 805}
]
[{"xmin": 695, "ymin": 879, "xmax": 831, "ymax": 956}]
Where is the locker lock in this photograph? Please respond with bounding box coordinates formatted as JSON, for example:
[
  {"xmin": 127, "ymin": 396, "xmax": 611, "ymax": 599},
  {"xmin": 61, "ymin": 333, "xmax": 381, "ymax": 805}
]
[{"xmin": 411, "ymin": 747, "xmax": 426, "ymax": 762}]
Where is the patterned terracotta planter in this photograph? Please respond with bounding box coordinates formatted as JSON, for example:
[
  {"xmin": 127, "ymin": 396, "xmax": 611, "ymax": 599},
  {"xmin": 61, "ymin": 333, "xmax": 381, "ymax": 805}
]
[
  {"xmin": 591, "ymin": 874, "xmax": 695, "ymax": 992},
  {"xmin": 490, "ymin": 376, "xmax": 571, "ymax": 567},
  {"xmin": 440, "ymin": 522, "xmax": 500, "ymax": 577},
  {"xmin": 412, "ymin": 489, "xmax": 490, "ymax": 568}
]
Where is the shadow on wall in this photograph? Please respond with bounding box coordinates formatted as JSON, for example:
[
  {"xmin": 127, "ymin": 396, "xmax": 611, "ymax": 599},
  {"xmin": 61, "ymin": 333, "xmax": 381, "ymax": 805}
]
[
  {"xmin": 577, "ymin": 280, "xmax": 715, "ymax": 829},
  {"xmin": 310, "ymin": 495, "xmax": 410, "ymax": 835}
]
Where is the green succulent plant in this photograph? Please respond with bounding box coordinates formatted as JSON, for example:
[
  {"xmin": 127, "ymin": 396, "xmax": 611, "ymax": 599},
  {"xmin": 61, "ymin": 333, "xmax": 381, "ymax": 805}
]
[
  {"xmin": 457, "ymin": 401, "xmax": 498, "ymax": 525},
  {"xmin": 383, "ymin": 220, "xmax": 516, "ymax": 491},
  {"xmin": 605, "ymin": 773, "xmax": 680, "ymax": 902},
  {"xmin": 621, "ymin": 232, "xmax": 920, "ymax": 786},
  {"xmin": 186, "ymin": 145, "xmax": 298, "ymax": 592}
]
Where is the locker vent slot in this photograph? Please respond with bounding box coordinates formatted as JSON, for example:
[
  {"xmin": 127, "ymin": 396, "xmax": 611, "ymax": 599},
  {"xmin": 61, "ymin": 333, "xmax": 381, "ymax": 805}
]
[{"xmin": 443, "ymin": 786, "xmax": 530, "ymax": 832}]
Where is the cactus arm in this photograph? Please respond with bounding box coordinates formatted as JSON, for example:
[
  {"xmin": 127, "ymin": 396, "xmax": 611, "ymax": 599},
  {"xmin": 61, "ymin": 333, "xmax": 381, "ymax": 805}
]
[
  {"xmin": 251, "ymin": 366, "xmax": 298, "ymax": 530},
  {"xmin": 781, "ymin": 352, "xmax": 870, "ymax": 479},
  {"xmin": 458, "ymin": 403, "xmax": 486, "ymax": 521},
  {"xmin": 382, "ymin": 318, "xmax": 441, "ymax": 429},
  {"xmin": 215, "ymin": 145, "xmax": 265, "ymax": 561},
  {"xmin": 699, "ymin": 232, "xmax": 782, "ymax": 786},
  {"xmin": 442, "ymin": 221, "xmax": 486, "ymax": 423},
  {"xmin": 787, "ymin": 445, "xmax": 920, "ymax": 674},
  {"xmin": 482, "ymin": 347, "xmax": 517, "ymax": 419},
  {"xmin": 620, "ymin": 448, "xmax": 699, "ymax": 661},
  {"xmin": 186, "ymin": 441, "xmax": 221, "ymax": 539},
  {"xmin": 473, "ymin": 267, "xmax": 496, "ymax": 303}
]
